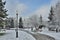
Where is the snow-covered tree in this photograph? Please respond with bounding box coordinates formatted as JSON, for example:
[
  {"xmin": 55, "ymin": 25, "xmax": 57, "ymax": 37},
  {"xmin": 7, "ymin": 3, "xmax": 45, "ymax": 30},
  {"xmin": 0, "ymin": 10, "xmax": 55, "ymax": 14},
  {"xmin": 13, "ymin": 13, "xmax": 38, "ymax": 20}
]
[
  {"xmin": 0, "ymin": 0, "xmax": 8, "ymax": 28},
  {"xmin": 48, "ymin": 6, "xmax": 57, "ymax": 25},
  {"xmin": 48, "ymin": 6, "xmax": 59, "ymax": 31},
  {"xmin": 39, "ymin": 15, "xmax": 43, "ymax": 25},
  {"xmin": 29, "ymin": 15, "xmax": 39, "ymax": 30},
  {"xmin": 48, "ymin": 7, "xmax": 54, "ymax": 22},
  {"xmin": 54, "ymin": 2, "xmax": 60, "ymax": 26},
  {"xmin": 39, "ymin": 15, "xmax": 45, "ymax": 29}
]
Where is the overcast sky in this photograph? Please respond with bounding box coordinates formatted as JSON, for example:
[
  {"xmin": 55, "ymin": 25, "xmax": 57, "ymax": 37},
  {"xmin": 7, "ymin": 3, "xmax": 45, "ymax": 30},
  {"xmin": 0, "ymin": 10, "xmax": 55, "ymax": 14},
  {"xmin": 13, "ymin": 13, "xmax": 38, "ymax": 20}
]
[{"xmin": 3, "ymin": 0, "xmax": 60, "ymax": 21}]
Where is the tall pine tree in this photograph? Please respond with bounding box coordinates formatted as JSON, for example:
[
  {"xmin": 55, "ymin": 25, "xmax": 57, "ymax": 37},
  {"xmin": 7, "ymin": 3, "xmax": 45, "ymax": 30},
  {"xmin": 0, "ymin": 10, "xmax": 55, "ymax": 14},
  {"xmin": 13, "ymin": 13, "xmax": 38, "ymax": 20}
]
[
  {"xmin": 48, "ymin": 6, "xmax": 57, "ymax": 25},
  {"xmin": 48, "ymin": 6, "xmax": 54, "ymax": 22},
  {"xmin": 19, "ymin": 17, "xmax": 23, "ymax": 28},
  {"xmin": 0, "ymin": 0, "xmax": 8, "ymax": 27},
  {"xmin": 40, "ymin": 15, "xmax": 43, "ymax": 25}
]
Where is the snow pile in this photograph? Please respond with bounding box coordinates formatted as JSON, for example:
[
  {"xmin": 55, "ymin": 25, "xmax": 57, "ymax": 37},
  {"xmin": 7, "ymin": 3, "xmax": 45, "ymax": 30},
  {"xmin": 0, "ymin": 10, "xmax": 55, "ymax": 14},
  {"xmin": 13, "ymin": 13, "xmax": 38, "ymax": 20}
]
[{"xmin": 0, "ymin": 30, "xmax": 36, "ymax": 40}]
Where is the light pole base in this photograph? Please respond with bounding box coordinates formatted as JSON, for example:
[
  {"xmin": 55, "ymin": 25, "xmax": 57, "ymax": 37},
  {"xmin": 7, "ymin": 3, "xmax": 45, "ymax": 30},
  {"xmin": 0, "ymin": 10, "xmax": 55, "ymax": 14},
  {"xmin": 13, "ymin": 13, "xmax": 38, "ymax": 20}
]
[{"xmin": 16, "ymin": 31, "xmax": 18, "ymax": 38}]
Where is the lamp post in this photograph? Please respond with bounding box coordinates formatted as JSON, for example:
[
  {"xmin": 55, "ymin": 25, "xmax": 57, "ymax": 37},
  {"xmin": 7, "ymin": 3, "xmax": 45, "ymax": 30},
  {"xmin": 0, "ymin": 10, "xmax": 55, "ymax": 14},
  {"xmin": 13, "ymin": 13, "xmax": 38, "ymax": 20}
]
[{"xmin": 16, "ymin": 10, "xmax": 18, "ymax": 38}]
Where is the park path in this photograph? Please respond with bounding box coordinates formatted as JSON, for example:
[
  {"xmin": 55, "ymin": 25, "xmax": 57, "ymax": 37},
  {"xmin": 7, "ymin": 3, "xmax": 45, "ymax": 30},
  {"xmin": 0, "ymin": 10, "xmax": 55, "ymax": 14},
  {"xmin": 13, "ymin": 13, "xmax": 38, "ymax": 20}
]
[
  {"xmin": 22, "ymin": 30, "xmax": 55, "ymax": 40},
  {"xmin": 0, "ymin": 29, "xmax": 55, "ymax": 40},
  {"xmin": 30, "ymin": 33, "xmax": 55, "ymax": 40}
]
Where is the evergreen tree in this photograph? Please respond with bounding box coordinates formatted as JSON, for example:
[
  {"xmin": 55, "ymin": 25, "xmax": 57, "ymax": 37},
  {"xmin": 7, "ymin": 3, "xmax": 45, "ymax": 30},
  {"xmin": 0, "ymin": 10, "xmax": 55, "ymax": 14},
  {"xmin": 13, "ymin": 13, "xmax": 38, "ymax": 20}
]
[
  {"xmin": 39, "ymin": 15, "xmax": 45, "ymax": 29},
  {"xmin": 0, "ymin": 0, "xmax": 8, "ymax": 27},
  {"xmin": 10, "ymin": 19, "xmax": 14, "ymax": 28},
  {"xmin": 19, "ymin": 17, "xmax": 23, "ymax": 28},
  {"xmin": 48, "ymin": 6, "xmax": 57, "ymax": 25},
  {"xmin": 0, "ymin": 0, "xmax": 8, "ymax": 18},
  {"xmin": 40, "ymin": 15, "xmax": 43, "ymax": 25},
  {"xmin": 48, "ymin": 6, "xmax": 54, "ymax": 22}
]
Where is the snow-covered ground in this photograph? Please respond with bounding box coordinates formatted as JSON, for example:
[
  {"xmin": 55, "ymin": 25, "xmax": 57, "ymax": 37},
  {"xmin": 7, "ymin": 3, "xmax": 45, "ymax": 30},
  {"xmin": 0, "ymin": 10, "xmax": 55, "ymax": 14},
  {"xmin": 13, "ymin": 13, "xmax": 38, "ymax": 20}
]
[
  {"xmin": 23, "ymin": 28, "xmax": 60, "ymax": 40},
  {"xmin": 0, "ymin": 30, "xmax": 35, "ymax": 40},
  {"xmin": 37, "ymin": 28, "xmax": 60, "ymax": 40},
  {"xmin": 0, "ymin": 28, "xmax": 60, "ymax": 40}
]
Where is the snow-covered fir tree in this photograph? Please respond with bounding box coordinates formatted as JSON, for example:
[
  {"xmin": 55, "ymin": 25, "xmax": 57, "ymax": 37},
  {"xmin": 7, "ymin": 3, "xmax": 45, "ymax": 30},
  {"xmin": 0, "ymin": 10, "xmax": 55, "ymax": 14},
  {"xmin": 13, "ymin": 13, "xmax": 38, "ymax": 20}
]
[
  {"xmin": 48, "ymin": 6, "xmax": 57, "ymax": 25},
  {"xmin": 0, "ymin": 0, "xmax": 8, "ymax": 28},
  {"xmin": 39, "ymin": 15, "xmax": 43, "ymax": 25},
  {"xmin": 54, "ymin": 2, "xmax": 60, "ymax": 26}
]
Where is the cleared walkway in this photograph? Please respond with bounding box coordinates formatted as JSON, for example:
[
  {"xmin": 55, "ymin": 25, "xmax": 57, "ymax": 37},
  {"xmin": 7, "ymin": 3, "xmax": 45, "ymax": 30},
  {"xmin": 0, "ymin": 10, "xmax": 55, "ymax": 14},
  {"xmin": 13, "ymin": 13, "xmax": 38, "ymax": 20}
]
[
  {"xmin": 31, "ymin": 33, "xmax": 55, "ymax": 40},
  {"xmin": 24, "ymin": 30, "xmax": 55, "ymax": 40}
]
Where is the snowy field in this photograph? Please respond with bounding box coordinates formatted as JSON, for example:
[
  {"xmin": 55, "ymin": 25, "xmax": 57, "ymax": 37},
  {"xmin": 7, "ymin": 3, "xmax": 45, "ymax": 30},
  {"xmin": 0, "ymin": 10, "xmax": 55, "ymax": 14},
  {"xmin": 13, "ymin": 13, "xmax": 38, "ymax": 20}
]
[
  {"xmin": 0, "ymin": 28, "xmax": 60, "ymax": 40},
  {"xmin": 0, "ymin": 30, "xmax": 35, "ymax": 40}
]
